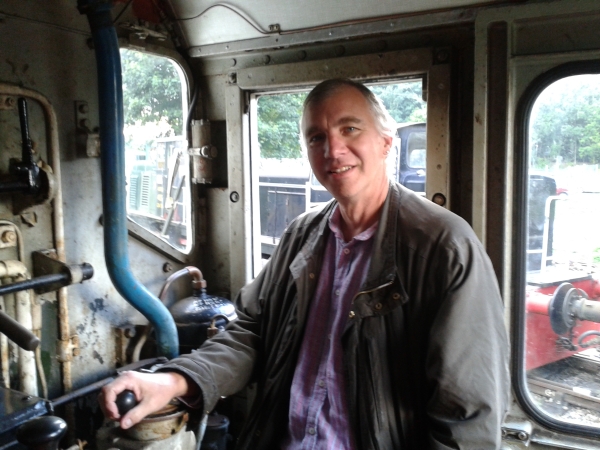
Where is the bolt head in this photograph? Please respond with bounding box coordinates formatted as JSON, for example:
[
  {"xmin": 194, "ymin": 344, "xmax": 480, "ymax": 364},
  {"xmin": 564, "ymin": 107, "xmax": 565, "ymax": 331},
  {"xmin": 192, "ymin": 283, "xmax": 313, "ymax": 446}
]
[{"xmin": 1, "ymin": 230, "xmax": 16, "ymax": 244}]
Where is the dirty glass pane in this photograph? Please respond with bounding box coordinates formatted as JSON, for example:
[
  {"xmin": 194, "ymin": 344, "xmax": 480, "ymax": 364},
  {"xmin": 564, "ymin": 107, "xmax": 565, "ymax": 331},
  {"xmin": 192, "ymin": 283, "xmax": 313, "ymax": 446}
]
[
  {"xmin": 524, "ymin": 74, "xmax": 600, "ymax": 427},
  {"xmin": 120, "ymin": 49, "xmax": 191, "ymax": 253},
  {"xmin": 252, "ymin": 80, "xmax": 426, "ymax": 273}
]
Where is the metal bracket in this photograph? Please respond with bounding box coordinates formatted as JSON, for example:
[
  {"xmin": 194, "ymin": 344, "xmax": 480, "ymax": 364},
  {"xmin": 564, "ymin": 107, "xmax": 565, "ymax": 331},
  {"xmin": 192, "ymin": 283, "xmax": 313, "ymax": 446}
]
[
  {"xmin": 57, "ymin": 335, "xmax": 80, "ymax": 363},
  {"xmin": 32, "ymin": 250, "xmax": 92, "ymax": 294},
  {"xmin": 74, "ymin": 101, "xmax": 100, "ymax": 157},
  {"xmin": 502, "ymin": 420, "xmax": 532, "ymax": 446}
]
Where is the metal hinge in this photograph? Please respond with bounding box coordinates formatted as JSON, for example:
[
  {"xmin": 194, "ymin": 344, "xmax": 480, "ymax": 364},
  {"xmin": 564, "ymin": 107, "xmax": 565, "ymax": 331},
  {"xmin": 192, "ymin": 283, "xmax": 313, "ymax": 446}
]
[{"xmin": 502, "ymin": 419, "xmax": 533, "ymax": 446}]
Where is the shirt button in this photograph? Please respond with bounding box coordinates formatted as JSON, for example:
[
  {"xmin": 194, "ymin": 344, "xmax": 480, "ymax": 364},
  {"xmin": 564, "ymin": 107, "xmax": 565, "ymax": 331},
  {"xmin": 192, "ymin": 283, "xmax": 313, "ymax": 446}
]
[
  {"xmin": 335, "ymin": 289, "xmax": 340, "ymax": 296},
  {"xmin": 375, "ymin": 302, "xmax": 383, "ymax": 310},
  {"xmin": 392, "ymin": 292, "xmax": 400, "ymax": 300},
  {"xmin": 308, "ymin": 427, "xmax": 316, "ymax": 435},
  {"xmin": 309, "ymin": 273, "xmax": 315, "ymax": 279},
  {"xmin": 349, "ymin": 310, "xmax": 355, "ymax": 319},
  {"xmin": 318, "ymin": 380, "xmax": 325, "ymax": 387},
  {"xmin": 343, "ymin": 248, "xmax": 350, "ymax": 255}
]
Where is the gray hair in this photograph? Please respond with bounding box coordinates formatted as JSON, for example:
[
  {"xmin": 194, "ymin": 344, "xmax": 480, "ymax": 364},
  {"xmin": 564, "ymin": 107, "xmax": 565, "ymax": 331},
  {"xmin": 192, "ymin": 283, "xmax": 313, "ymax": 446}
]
[{"xmin": 301, "ymin": 78, "xmax": 396, "ymax": 140}]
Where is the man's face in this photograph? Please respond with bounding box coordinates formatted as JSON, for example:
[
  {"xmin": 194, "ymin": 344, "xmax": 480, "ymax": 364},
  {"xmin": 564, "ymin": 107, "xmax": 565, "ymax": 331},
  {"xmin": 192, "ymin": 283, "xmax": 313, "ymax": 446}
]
[{"xmin": 302, "ymin": 86, "xmax": 392, "ymax": 206}]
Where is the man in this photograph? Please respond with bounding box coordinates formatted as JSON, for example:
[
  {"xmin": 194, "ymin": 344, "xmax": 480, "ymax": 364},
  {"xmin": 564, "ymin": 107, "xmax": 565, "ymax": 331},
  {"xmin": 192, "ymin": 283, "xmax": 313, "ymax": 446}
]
[{"xmin": 101, "ymin": 78, "xmax": 510, "ymax": 449}]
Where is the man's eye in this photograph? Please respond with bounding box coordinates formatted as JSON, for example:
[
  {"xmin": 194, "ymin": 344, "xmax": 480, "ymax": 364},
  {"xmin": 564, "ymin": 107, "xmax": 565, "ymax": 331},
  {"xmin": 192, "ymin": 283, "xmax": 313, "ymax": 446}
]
[
  {"xmin": 309, "ymin": 135, "xmax": 324, "ymax": 143},
  {"xmin": 344, "ymin": 126, "xmax": 357, "ymax": 133}
]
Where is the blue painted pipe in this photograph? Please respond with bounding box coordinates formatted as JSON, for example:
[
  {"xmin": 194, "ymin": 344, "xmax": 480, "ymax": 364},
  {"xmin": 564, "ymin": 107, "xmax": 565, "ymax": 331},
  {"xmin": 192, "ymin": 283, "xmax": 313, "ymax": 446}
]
[{"xmin": 79, "ymin": 1, "xmax": 178, "ymax": 358}]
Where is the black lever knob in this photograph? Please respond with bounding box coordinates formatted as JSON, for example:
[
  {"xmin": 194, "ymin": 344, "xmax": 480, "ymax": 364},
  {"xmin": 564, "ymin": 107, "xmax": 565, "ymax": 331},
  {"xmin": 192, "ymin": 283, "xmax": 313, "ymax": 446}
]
[
  {"xmin": 15, "ymin": 416, "xmax": 67, "ymax": 450},
  {"xmin": 115, "ymin": 389, "xmax": 138, "ymax": 416}
]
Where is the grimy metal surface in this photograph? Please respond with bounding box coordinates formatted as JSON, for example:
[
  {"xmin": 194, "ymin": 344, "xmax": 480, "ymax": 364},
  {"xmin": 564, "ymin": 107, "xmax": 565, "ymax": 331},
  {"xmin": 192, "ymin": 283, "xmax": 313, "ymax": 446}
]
[{"xmin": 0, "ymin": 2, "xmax": 186, "ymax": 398}]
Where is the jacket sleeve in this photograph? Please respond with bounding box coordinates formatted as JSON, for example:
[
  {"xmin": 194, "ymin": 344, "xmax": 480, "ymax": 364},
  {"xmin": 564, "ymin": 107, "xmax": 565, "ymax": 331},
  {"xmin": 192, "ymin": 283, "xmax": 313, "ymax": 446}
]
[
  {"xmin": 425, "ymin": 235, "xmax": 510, "ymax": 450},
  {"xmin": 159, "ymin": 260, "xmax": 271, "ymax": 413}
]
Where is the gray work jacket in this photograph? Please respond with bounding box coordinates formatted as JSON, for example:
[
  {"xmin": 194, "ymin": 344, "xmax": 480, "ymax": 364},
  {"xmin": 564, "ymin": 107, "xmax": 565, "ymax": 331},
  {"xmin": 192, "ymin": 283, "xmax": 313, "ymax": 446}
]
[{"xmin": 163, "ymin": 182, "xmax": 510, "ymax": 449}]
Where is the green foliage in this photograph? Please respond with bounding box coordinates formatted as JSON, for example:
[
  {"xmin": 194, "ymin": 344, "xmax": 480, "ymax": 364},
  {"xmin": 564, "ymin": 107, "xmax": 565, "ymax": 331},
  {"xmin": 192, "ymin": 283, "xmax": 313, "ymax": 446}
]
[
  {"xmin": 120, "ymin": 49, "xmax": 184, "ymax": 136},
  {"xmin": 531, "ymin": 76, "xmax": 600, "ymax": 168},
  {"xmin": 257, "ymin": 93, "xmax": 307, "ymax": 159},
  {"xmin": 370, "ymin": 82, "xmax": 426, "ymax": 123},
  {"xmin": 256, "ymin": 81, "xmax": 426, "ymax": 160}
]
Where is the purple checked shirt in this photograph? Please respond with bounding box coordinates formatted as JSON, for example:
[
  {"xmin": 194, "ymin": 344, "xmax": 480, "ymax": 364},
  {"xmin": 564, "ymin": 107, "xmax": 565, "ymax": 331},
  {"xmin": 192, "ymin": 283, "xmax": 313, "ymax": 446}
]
[{"xmin": 282, "ymin": 206, "xmax": 377, "ymax": 449}]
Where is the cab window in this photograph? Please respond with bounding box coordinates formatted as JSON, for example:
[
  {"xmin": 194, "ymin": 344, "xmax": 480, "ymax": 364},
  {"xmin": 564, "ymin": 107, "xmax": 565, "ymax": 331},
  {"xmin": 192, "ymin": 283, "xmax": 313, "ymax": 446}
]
[
  {"xmin": 523, "ymin": 73, "xmax": 600, "ymax": 430},
  {"xmin": 120, "ymin": 48, "xmax": 191, "ymax": 253}
]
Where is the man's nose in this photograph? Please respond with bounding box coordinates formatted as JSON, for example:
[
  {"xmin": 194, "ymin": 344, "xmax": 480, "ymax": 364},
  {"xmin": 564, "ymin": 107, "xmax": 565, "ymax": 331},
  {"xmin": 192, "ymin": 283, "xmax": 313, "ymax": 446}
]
[{"xmin": 324, "ymin": 133, "xmax": 346, "ymax": 159}]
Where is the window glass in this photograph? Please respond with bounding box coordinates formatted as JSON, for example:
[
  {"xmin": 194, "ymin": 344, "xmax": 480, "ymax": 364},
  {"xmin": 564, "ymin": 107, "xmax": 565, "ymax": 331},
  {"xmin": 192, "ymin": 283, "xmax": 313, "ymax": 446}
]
[
  {"xmin": 524, "ymin": 74, "xmax": 600, "ymax": 428},
  {"xmin": 120, "ymin": 49, "xmax": 191, "ymax": 253},
  {"xmin": 252, "ymin": 80, "xmax": 426, "ymax": 270}
]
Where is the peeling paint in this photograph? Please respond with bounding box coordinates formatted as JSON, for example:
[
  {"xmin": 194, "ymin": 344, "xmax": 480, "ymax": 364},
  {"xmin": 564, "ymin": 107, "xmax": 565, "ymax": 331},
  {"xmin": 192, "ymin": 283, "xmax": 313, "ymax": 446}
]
[{"xmin": 92, "ymin": 350, "xmax": 104, "ymax": 365}]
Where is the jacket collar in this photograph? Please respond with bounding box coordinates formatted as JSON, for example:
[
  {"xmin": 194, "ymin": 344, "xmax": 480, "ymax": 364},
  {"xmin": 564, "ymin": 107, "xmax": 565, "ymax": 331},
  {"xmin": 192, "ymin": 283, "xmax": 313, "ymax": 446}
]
[
  {"xmin": 362, "ymin": 182, "xmax": 401, "ymax": 291},
  {"xmin": 290, "ymin": 181, "xmax": 402, "ymax": 291}
]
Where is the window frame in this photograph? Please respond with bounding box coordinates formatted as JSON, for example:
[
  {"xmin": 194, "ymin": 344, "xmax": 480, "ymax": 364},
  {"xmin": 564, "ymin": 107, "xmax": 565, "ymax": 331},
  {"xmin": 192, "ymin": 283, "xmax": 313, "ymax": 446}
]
[
  {"xmin": 512, "ymin": 60, "xmax": 600, "ymax": 438},
  {"xmin": 224, "ymin": 47, "xmax": 451, "ymax": 289},
  {"xmin": 119, "ymin": 43, "xmax": 197, "ymax": 264}
]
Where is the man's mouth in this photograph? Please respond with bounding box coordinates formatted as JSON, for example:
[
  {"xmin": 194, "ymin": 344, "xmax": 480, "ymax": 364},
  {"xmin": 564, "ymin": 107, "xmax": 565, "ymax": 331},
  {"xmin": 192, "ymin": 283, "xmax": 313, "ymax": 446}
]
[{"xmin": 329, "ymin": 166, "xmax": 352, "ymax": 174}]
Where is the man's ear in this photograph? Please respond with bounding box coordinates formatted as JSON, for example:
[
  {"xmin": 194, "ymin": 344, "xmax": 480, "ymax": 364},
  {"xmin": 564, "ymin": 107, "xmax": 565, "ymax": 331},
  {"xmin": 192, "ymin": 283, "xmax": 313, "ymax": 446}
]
[{"xmin": 382, "ymin": 134, "xmax": 393, "ymax": 155}]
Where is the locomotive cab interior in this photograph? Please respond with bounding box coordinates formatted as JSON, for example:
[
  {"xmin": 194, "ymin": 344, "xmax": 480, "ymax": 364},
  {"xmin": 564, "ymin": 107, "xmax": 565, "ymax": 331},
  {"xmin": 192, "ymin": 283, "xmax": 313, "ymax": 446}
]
[{"xmin": 1, "ymin": 0, "xmax": 600, "ymax": 448}]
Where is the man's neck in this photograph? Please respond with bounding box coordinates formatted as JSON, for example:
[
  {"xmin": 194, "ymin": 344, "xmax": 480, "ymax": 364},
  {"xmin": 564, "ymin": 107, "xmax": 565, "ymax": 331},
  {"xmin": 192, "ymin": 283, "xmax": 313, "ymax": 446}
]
[{"xmin": 337, "ymin": 183, "xmax": 389, "ymax": 241}]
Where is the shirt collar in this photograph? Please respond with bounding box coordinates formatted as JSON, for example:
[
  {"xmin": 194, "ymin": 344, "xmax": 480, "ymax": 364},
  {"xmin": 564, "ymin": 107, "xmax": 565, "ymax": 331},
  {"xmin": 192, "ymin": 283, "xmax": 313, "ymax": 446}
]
[{"xmin": 328, "ymin": 204, "xmax": 379, "ymax": 243}]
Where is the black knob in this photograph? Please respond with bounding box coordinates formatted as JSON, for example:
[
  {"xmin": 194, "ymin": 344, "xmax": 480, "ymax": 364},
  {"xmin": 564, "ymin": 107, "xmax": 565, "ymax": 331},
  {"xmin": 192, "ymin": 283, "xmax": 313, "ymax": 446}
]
[
  {"xmin": 115, "ymin": 389, "xmax": 138, "ymax": 416},
  {"xmin": 16, "ymin": 416, "xmax": 67, "ymax": 450}
]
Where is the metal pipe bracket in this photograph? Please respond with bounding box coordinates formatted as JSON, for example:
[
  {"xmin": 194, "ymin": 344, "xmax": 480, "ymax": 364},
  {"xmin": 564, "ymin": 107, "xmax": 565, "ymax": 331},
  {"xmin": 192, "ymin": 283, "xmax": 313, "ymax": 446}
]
[{"xmin": 32, "ymin": 250, "xmax": 94, "ymax": 294}]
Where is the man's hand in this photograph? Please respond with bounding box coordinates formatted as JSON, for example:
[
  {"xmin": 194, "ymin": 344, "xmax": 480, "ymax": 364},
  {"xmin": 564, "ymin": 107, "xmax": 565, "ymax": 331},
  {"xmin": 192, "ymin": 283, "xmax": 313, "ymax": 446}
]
[{"xmin": 99, "ymin": 370, "xmax": 192, "ymax": 429}]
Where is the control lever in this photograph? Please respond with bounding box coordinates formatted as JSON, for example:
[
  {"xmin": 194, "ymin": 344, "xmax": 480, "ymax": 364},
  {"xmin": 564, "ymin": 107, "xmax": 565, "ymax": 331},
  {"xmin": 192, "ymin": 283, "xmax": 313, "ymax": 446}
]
[
  {"xmin": 115, "ymin": 389, "xmax": 138, "ymax": 416},
  {"xmin": 0, "ymin": 98, "xmax": 43, "ymax": 195},
  {"xmin": 15, "ymin": 416, "xmax": 67, "ymax": 450},
  {"xmin": 0, "ymin": 309, "xmax": 39, "ymax": 351}
]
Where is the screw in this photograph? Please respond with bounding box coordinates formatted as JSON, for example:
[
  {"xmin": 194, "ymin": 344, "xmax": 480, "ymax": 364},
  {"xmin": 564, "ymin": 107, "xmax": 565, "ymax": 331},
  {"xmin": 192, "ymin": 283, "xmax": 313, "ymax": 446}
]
[
  {"xmin": 163, "ymin": 262, "xmax": 173, "ymax": 273},
  {"xmin": 436, "ymin": 49, "xmax": 449, "ymax": 62},
  {"xmin": 5, "ymin": 97, "xmax": 15, "ymax": 108},
  {"xmin": 124, "ymin": 327, "xmax": 136, "ymax": 339},
  {"xmin": 230, "ymin": 191, "xmax": 240, "ymax": 203},
  {"xmin": 334, "ymin": 45, "xmax": 345, "ymax": 57},
  {"xmin": 78, "ymin": 103, "xmax": 89, "ymax": 114},
  {"xmin": 517, "ymin": 431, "xmax": 528, "ymax": 441},
  {"xmin": 1, "ymin": 230, "xmax": 16, "ymax": 244}
]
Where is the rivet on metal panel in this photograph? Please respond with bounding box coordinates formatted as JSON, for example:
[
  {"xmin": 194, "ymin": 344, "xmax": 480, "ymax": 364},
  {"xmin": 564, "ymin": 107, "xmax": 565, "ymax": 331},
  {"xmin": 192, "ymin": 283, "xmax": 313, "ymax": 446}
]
[
  {"xmin": 433, "ymin": 47, "xmax": 451, "ymax": 64},
  {"xmin": 231, "ymin": 59, "xmax": 237, "ymax": 67},
  {"xmin": 375, "ymin": 40, "xmax": 387, "ymax": 52},
  {"xmin": 432, "ymin": 193, "xmax": 446, "ymax": 207},
  {"xmin": 297, "ymin": 51, "xmax": 307, "ymax": 60},
  {"xmin": 0, "ymin": 228, "xmax": 17, "ymax": 247},
  {"xmin": 262, "ymin": 55, "xmax": 271, "ymax": 64},
  {"xmin": 163, "ymin": 262, "xmax": 173, "ymax": 273},
  {"xmin": 0, "ymin": 95, "xmax": 15, "ymax": 110},
  {"xmin": 230, "ymin": 191, "xmax": 240, "ymax": 203}
]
